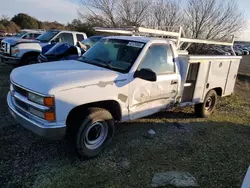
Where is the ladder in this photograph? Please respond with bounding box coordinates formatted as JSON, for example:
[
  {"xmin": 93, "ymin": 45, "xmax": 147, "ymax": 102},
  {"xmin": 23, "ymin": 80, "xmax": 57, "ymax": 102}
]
[{"xmin": 94, "ymin": 26, "xmax": 236, "ymax": 56}]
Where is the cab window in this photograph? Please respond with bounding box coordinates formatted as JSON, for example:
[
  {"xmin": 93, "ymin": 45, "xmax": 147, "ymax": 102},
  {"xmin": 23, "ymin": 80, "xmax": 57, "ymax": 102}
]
[
  {"xmin": 22, "ymin": 33, "xmax": 34, "ymax": 39},
  {"xmin": 55, "ymin": 33, "xmax": 74, "ymax": 45},
  {"xmin": 137, "ymin": 44, "xmax": 175, "ymax": 74},
  {"xmin": 76, "ymin": 34, "xmax": 84, "ymax": 41}
]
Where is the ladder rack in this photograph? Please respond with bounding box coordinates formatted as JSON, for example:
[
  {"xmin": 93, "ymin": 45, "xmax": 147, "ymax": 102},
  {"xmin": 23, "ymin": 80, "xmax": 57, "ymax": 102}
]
[{"xmin": 94, "ymin": 26, "xmax": 236, "ymax": 56}]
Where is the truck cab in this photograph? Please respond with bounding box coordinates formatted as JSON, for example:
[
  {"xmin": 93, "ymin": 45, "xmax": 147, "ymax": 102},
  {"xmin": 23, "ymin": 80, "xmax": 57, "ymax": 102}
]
[
  {"xmin": 7, "ymin": 27, "xmax": 241, "ymax": 158},
  {"xmin": 0, "ymin": 30, "xmax": 87, "ymax": 66}
]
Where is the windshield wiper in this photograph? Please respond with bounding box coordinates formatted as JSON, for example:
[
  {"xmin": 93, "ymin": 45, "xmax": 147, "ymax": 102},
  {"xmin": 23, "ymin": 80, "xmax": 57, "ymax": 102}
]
[
  {"xmin": 91, "ymin": 58, "xmax": 112, "ymax": 68},
  {"xmin": 78, "ymin": 57, "xmax": 118, "ymax": 70}
]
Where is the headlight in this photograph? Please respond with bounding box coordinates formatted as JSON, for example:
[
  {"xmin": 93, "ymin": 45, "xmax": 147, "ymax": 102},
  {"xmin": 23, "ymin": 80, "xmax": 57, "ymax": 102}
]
[
  {"xmin": 29, "ymin": 106, "xmax": 56, "ymax": 121},
  {"xmin": 11, "ymin": 46, "xmax": 20, "ymax": 57},
  {"xmin": 28, "ymin": 92, "xmax": 56, "ymax": 121},
  {"xmin": 28, "ymin": 92, "xmax": 55, "ymax": 107},
  {"xmin": 28, "ymin": 92, "xmax": 44, "ymax": 105},
  {"xmin": 29, "ymin": 106, "xmax": 45, "ymax": 119}
]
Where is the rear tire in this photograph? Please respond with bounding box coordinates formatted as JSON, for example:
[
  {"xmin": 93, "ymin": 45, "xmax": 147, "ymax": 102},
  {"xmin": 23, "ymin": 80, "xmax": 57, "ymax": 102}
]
[
  {"xmin": 75, "ymin": 108, "xmax": 114, "ymax": 159},
  {"xmin": 195, "ymin": 90, "xmax": 218, "ymax": 118}
]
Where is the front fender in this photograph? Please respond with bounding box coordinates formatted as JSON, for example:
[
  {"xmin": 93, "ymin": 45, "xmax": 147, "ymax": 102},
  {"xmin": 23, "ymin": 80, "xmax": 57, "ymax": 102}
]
[
  {"xmin": 16, "ymin": 43, "xmax": 42, "ymax": 58},
  {"xmin": 54, "ymin": 82, "xmax": 129, "ymax": 124}
]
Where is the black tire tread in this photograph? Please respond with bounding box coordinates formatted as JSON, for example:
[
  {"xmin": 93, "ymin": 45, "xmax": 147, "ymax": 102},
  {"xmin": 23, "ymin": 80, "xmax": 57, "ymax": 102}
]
[
  {"xmin": 195, "ymin": 90, "xmax": 217, "ymax": 118},
  {"xmin": 75, "ymin": 107, "xmax": 114, "ymax": 159}
]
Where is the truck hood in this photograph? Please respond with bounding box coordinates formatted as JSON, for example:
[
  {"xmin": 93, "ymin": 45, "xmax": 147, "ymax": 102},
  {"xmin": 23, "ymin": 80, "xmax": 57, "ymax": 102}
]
[
  {"xmin": 3, "ymin": 37, "xmax": 39, "ymax": 46},
  {"xmin": 10, "ymin": 60, "xmax": 121, "ymax": 95}
]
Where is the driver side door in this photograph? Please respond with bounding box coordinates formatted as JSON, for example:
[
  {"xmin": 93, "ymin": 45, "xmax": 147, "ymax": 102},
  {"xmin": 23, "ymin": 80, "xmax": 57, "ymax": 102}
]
[{"xmin": 129, "ymin": 44, "xmax": 179, "ymax": 120}]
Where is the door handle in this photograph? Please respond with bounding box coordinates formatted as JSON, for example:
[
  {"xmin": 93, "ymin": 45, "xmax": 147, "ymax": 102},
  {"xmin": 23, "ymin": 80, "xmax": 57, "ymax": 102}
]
[{"xmin": 171, "ymin": 80, "xmax": 178, "ymax": 85}]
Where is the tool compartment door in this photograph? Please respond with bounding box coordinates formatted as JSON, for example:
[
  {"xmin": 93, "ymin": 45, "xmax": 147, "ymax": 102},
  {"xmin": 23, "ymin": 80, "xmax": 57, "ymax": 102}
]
[
  {"xmin": 204, "ymin": 60, "xmax": 230, "ymax": 98},
  {"xmin": 224, "ymin": 60, "xmax": 240, "ymax": 96}
]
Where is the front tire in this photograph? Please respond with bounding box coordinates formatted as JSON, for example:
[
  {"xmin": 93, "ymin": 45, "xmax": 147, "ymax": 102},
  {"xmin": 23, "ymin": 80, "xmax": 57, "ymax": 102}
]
[
  {"xmin": 75, "ymin": 108, "xmax": 114, "ymax": 159},
  {"xmin": 20, "ymin": 55, "xmax": 38, "ymax": 66},
  {"xmin": 195, "ymin": 90, "xmax": 218, "ymax": 118}
]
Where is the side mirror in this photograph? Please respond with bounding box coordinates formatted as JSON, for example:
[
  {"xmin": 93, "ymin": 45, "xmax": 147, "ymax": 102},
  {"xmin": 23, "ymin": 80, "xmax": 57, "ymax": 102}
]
[{"xmin": 134, "ymin": 68, "xmax": 157, "ymax": 82}]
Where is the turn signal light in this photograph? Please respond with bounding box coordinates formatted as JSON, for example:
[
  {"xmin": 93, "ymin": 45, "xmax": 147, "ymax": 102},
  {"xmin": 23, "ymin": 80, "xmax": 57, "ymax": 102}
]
[
  {"xmin": 45, "ymin": 112, "xmax": 56, "ymax": 121},
  {"xmin": 44, "ymin": 97, "xmax": 55, "ymax": 107}
]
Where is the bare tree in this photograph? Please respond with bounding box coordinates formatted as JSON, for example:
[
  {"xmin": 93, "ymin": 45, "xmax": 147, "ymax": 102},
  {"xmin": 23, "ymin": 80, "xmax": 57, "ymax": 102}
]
[
  {"xmin": 79, "ymin": 0, "xmax": 118, "ymax": 26},
  {"xmin": 184, "ymin": 0, "xmax": 245, "ymax": 40},
  {"xmin": 182, "ymin": 0, "xmax": 245, "ymax": 53},
  {"xmin": 78, "ymin": 0, "xmax": 246, "ymax": 51},
  {"xmin": 149, "ymin": 0, "xmax": 183, "ymax": 31},
  {"xmin": 118, "ymin": 0, "xmax": 152, "ymax": 26}
]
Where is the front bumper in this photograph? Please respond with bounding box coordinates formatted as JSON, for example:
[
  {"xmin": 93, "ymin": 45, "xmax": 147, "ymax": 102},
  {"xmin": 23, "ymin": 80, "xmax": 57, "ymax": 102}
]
[
  {"xmin": 0, "ymin": 53, "xmax": 20, "ymax": 65},
  {"xmin": 7, "ymin": 92, "xmax": 66, "ymax": 139}
]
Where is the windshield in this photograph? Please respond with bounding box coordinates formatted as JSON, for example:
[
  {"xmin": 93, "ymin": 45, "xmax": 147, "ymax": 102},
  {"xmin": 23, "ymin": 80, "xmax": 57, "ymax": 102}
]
[
  {"xmin": 78, "ymin": 39, "xmax": 145, "ymax": 73},
  {"xmin": 14, "ymin": 31, "xmax": 27, "ymax": 38},
  {"xmin": 36, "ymin": 30, "xmax": 59, "ymax": 42}
]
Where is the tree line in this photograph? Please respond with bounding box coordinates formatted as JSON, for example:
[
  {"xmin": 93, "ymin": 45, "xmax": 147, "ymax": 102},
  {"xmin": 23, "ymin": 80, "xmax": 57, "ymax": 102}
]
[
  {"xmin": 0, "ymin": 13, "xmax": 68, "ymax": 33},
  {"xmin": 79, "ymin": 0, "xmax": 245, "ymax": 42}
]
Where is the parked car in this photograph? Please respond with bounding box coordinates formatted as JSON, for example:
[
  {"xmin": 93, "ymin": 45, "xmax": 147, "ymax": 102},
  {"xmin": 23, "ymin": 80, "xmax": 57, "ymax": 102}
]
[
  {"xmin": 37, "ymin": 36, "xmax": 103, "ymax": 63},
  {"xmin": 0, "ymin": 30, "xmax": 87, "ymax": 66},
  {"xmin": 13, "ymin": 29, "xmax": 45, "ymax": 40},
  {"xmin": 7, "ymin": 27, "xmax": 242, "ymax": 158}
]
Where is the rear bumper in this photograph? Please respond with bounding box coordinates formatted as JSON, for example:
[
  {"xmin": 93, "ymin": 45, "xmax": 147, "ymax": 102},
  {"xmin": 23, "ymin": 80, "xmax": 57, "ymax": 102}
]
[
  {"xmin": 7, "ymin": 92, "xmax": 66, "ymax": 139},
  {"xmin": 0, "ymin": 53, "xmax": 20, "ymax": 65}
]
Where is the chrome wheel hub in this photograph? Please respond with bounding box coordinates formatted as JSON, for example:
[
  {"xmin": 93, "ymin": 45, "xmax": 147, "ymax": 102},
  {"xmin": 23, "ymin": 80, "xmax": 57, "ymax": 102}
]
[
  {"xmin": 205, "ymin": 97, "xmax": 213, "ymax": 111},
  {"xmin": 84, "ymin": 121, "xmax": 108, "ymax": 150}
]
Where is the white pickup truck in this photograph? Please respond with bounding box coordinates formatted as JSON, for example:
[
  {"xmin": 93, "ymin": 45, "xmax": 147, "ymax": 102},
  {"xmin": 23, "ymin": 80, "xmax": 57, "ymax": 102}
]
[{"xmin": 7, "ymin": 27, "xmax": 241, "ymax": 158}]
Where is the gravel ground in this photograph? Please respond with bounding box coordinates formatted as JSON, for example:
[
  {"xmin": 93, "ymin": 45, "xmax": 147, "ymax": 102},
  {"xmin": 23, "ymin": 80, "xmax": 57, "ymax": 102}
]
[{"xmin": 0, "ymin": 57, "xmax": 250, "ymax": 188}]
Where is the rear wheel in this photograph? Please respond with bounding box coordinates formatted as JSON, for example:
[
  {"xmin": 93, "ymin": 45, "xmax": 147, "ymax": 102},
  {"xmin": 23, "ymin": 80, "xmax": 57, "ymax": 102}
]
[
  {"xmin": 195, "ymin": 90, "xmax": 218, "ymax": 118},
  {"xmin": 75, "ymin": 108, "xmax": 115, "ymax": 159}
]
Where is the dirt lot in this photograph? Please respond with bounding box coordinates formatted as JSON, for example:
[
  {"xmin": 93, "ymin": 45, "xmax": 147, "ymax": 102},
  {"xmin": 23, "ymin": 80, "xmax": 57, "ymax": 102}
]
[{"xmin": 0, "ymin": 57, "xmax": 250, "ymax": 188}]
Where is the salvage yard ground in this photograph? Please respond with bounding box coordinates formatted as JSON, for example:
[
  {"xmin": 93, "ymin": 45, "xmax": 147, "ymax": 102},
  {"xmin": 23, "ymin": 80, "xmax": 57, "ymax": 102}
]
[{"xmin": 0, "ymin": 57, "xmax": 250, "ymax": 188}]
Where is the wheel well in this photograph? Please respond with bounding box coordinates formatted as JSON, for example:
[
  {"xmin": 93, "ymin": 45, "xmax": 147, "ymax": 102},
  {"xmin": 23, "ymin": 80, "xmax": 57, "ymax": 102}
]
[
  {"xmin": 21, "ymin": 51, "xmax": 40, "ymax": 61},
  {"xmin": 66, "ymin": 100, "xmax": 122, "ymax": 128},
  {"xmin": 213, "ymin": 87, "xmax": 223, "ymax": 96}
]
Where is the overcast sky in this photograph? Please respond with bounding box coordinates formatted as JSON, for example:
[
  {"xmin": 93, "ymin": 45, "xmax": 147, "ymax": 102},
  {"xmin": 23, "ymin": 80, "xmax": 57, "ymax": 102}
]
[{"xmin": 0, "ymin": 0, "xmax": 250, "ymax": 40}]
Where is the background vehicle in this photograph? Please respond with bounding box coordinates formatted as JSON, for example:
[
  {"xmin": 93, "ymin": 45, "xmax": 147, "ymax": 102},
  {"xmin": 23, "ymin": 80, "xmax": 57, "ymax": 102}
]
[
  {"xmin": 37, "ymin": 43, "xmax": 84, "ymax": 63},
  {"xmin": 38, "ymin": 36, "xmax": 102, "ymax": 63},
  {"xmin": 0, "ymin": 29, "xmax": 43, "ymax": 44},
  {"xmin": 0, "ymin": 30, "xmax": 87, "ymax": 66},
  {"xmin": 13, "ymin": 29, "xmax": 45, "ymax": 40},
  {"xmin": 37, "ymin": 36, "xmax": 103, "ymax": 63},
  {"xmin": 7, "ymin": 27, "xmax": 241, "ymax": 158}
]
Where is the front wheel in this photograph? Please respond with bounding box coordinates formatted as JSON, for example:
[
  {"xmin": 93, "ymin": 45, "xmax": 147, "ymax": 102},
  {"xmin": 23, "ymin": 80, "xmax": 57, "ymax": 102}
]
[
  {"xmin": 195, "ymin": 90, "xmax": 218, "ymax": 118},
  {"xmin": 20, "ymin": 55, "xmax": 38, "ymax": 66},
  {"xmin": 75, "ymin": 108, "xmax": 115, "ymax": 159}
]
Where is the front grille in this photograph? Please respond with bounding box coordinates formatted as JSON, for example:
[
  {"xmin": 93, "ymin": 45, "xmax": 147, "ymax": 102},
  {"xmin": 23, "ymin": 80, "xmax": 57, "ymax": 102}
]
[
  {"xmin": 14, "ymin": 98, "xmax": 29, "ymax": 111},
  {"xmin": 13, "ymin": 84, "xmax": 27, "ymax": 97}
]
